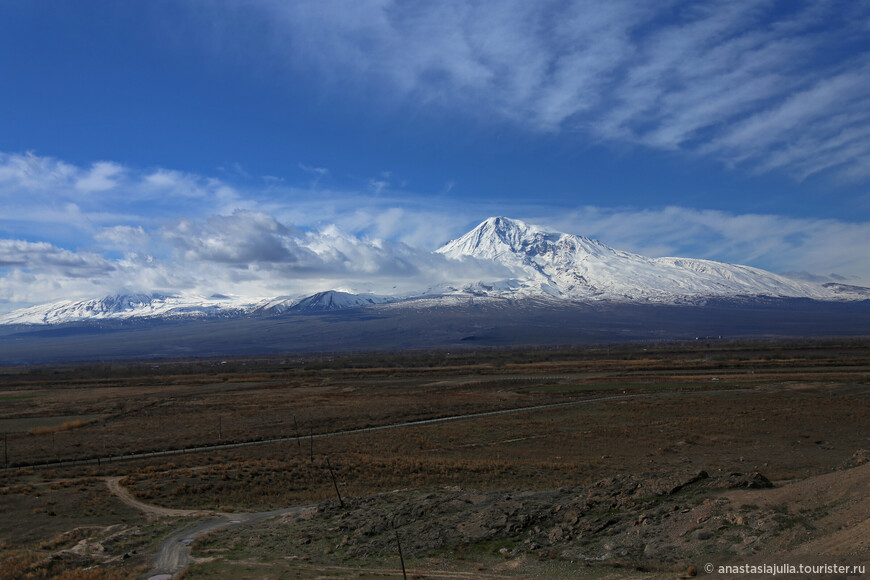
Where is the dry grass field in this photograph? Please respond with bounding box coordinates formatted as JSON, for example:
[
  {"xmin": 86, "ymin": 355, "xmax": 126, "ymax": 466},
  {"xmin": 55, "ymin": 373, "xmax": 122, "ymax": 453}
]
[{"xmin": 1, "ymin": 338, "xmax": 868, "ymax": 578}]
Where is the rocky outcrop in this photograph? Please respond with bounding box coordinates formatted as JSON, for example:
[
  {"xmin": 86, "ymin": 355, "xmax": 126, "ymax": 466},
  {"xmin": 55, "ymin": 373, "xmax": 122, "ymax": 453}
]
[{"xmin": 285, "ymin": 469, "xmax": 787, "ymax": 569}]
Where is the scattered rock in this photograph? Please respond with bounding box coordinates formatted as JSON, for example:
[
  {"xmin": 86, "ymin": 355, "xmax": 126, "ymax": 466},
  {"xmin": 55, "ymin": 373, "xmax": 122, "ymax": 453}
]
[
  {"xmin": 706, "ymin": 472, "xmax": 773, "ymax": 490},
  {"xmin": 668, "ymin": 471, "xmax": 709, "ymax": 494},
  {"xmin": 277, "ymin": 467, "xmax": 814, "ymax": 572},
  {"xmin": 841, "ymin": 449, "xmax": 870, "ymax": 469}
]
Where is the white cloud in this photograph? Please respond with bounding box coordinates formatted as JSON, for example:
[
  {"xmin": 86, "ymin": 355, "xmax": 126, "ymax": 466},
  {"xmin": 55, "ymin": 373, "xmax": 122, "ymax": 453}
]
[
  {"xmin": 0, "ymin": 239, "xmax": 119, "ymax": 305},
  {"xmin": 94, "ymin": 225, "xmax": 152, "ymax": 251},
  {"xmin": 157, "ymin": 209, "xmax": 494, "ymax": 286},
  {"xmin": 0, "ymin": 153, "xmax": 247, "ymax": 238},
  {"xmin": 143, "ymin": 169, "xmax": 240, "ymax": 204},
  {"xmin": 75, "ymin": 161, "xmax": 125, "ymax": 192},
  {"xmin": 162, "ymin": 211, "xmax": 304, "ymax": 265},
  {"xmin": 368, "ymin": 179, "xmax": 389, "ymax": 195},
  {"xmin": 0, "ymin": 205, "xmax": 511, "ymax": 311},
  {"xmin": 0, "ymin": 239, "xmax": 114, "ymax": 276},
  {"xmin": 208, "ymin": 0, "xmax": 870, "ymax": 182}
]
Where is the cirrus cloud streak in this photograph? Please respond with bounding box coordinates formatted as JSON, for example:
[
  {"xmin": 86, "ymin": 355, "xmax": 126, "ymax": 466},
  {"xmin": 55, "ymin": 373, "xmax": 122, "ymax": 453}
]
[{"xmin": 207, "ymin": 0, "xmax": 870, "ymax": 183}]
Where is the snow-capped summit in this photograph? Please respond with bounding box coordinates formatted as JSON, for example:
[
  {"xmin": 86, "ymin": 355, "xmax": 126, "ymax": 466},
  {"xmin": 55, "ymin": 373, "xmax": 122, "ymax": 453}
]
[
  {"xmin": 0, "ymin": 293, "xmax": 249, "ymax": 325},
  {"xmin": 438, "ymin": 216, "xmax": 608, "ymax": 265},
  {"xmin": 290, "ymin": 290, "xmax": 392, "ymax": 311},
  {"xmin": 436, "ymin": 217, "xmax": 842, "ymax": 302}
]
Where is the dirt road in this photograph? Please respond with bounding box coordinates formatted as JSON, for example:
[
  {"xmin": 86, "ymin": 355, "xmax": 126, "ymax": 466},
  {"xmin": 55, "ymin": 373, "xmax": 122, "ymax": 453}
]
[
  {"xmin": 106, "ymin": 476, "xmax": 203, "ymax": 519},
  {"xmin": 145, "ymin": 507, "xmax": 307, "ymax": 580},
  {"xmin": 12, "ymin": 390, "xmax": 687, "ymax": 472},
  {"xmin": 104, "ymin": 477, "xmax": 311, "ymax": 579}
]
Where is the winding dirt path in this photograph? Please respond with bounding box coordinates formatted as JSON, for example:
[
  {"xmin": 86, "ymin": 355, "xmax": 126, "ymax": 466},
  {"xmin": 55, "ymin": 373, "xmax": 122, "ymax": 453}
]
[
  {"xmin": 106, "ymin": 477, "xmax": 204, "ymax": 519},
  {"xmin": 104, "ymin": 477, "xmax": 311, "ymax": 579}
]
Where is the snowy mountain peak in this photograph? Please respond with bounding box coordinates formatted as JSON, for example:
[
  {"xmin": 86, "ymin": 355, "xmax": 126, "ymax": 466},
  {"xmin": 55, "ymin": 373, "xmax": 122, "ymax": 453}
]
[
  {"xmin": 0, "ymin": 293, "xmax": 250, "ymax": 325},
  {"xmin": 291, "ymin": 291, "xmax": 392, "ymax": 311},
  {"xmin": 437, "ymin": 217, "xmax": 849, "ymax": 303},
  {"xmin": 438, "ymin": 216, "xmax": 537, "ymax": 259},
  {"xmin": 476, "ymin": 216, "xmax": 536, "ymax": 248},
  {"xmin": 437, "ymin": 216, "xmax": 608, "ymax": 266}
]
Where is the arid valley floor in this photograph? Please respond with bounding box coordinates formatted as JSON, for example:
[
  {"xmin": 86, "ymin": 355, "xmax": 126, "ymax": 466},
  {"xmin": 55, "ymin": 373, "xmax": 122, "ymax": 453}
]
[{"xmin": 1, "ymin": 339, "xmax": 868, "ymax": 578}]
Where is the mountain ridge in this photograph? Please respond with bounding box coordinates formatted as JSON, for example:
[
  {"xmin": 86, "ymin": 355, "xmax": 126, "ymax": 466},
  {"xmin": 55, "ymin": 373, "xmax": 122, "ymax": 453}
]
[{"xmin": 2, "ymin": 216, "xmax": 866, "ymax": 326}]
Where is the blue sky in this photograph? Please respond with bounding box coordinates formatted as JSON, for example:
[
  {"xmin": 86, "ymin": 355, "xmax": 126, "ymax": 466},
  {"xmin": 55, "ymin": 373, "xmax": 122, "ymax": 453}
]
[{"xmin": 1, "ymin": 0, "xmax": 870, "ymax": 309}]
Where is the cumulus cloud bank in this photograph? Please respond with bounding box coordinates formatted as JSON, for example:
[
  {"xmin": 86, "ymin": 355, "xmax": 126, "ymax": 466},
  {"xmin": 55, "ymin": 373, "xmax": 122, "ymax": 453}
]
[{"xmin": 1, "ymin": 151, "xmax": 869, "ymax": 312}]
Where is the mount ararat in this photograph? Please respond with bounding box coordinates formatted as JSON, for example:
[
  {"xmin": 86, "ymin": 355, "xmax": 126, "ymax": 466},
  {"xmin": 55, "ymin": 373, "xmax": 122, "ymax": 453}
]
[
  {"xmin": 2, "ymin": 217, "xmax": 866, "ymax": 326},
  {"xmin": 2, "ymin": 217, "xmax": 868, "ymax": 363}
]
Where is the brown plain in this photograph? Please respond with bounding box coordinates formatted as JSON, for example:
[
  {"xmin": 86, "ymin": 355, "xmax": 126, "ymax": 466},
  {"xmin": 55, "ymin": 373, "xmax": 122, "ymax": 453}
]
[{"xmin": 1, "ymin": 338, "xmax": 868, "ymax": 578}]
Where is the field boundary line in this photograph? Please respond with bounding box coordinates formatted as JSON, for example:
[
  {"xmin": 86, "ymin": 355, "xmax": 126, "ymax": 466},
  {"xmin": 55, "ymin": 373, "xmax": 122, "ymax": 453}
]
[{"xmin": 3, "ymin": 387, "xmax": 752, "ymax": 472}]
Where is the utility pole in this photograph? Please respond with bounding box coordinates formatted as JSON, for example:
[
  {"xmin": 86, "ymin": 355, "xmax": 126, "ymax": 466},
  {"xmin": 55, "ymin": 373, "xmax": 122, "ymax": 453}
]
[
  {"xmin": 3, "ymin": 433, "xmax": 7, "ymax": 469},
  {"xmin": 326, "ymin": 456, "xmax": 344, "ymax": 508},
  {"xmin": 218, "ymin": 416, "xmax": 222, "ymax": 442},
  {"xmin": 394, "ymin": 526, "xmax": 408, "ymax": 580},
  {"xmin": 293, "ymin": 415, "xmax": 301, "ymax": 448}
]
